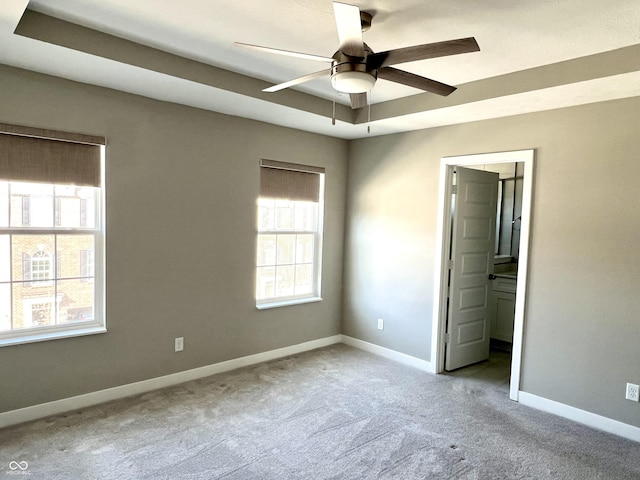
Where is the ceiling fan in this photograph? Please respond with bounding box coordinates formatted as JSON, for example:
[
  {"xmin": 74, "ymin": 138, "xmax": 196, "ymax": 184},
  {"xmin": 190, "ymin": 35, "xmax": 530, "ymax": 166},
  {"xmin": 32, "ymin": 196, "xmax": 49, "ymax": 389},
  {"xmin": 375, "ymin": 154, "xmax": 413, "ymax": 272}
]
[{"xmin": 235, "ymin": 2, "xmax": 480, "ymax": 110}]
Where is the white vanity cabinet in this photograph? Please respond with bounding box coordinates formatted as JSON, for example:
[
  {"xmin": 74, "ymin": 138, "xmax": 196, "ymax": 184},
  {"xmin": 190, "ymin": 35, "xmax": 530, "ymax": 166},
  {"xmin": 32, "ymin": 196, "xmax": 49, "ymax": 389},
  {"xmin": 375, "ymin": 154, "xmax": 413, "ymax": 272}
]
[{"xmin": 490, "ymin": 276, "xmax": 516, "ymax": 342}]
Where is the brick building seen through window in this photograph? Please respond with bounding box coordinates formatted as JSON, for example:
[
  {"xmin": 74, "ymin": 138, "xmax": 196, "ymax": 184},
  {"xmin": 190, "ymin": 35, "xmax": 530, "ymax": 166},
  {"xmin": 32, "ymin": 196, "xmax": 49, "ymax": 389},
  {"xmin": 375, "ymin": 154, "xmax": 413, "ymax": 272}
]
[{"xmin": 1, "ymin": 183, "xmax": 97, "ymax": 332}]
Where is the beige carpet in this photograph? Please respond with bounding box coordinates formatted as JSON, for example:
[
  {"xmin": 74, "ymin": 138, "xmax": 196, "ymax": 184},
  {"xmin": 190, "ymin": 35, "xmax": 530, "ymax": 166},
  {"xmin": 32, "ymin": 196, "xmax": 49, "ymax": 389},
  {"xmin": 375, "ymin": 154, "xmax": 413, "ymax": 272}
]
[{"xmin": 1, "ymin": 344, "xmax": 639, "ymax": 479}]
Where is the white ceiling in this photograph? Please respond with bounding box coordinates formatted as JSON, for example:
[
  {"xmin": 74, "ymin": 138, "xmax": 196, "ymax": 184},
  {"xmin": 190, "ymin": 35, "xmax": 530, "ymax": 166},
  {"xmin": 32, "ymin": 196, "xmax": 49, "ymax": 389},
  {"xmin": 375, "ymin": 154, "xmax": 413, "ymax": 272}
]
[{"xmin": 1, "ymin": 0, "xmax": 640, "ymax": 139}]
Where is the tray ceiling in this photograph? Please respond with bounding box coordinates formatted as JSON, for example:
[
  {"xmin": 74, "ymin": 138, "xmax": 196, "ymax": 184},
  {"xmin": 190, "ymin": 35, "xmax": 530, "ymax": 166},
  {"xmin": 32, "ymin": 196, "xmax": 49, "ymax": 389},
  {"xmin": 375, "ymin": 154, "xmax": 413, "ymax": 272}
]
[{"xmin": 1, "ymin": 0, "xmax": 639, "ymax": 139}]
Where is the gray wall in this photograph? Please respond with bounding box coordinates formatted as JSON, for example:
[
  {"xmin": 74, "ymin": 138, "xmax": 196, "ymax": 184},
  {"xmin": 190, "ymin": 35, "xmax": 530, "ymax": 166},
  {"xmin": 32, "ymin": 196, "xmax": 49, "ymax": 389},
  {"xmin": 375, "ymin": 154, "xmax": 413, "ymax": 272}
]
[
  {"xmin": 344, "ymin": 97, "xmax": 640, "ymax": 427},
  {"xmin": 2, "ymin": 61, "xmax": 639, "ymax": 431},
  {"xmin": 0, "ymin": 65, "xmax": 348, "ymax": 412}
]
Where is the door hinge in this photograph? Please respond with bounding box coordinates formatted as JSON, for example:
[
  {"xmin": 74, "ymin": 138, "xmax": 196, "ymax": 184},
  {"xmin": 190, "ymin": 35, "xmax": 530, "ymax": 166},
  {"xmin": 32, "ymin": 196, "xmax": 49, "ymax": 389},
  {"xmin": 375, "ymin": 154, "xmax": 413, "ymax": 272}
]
[
  {"xmin": 451, "ymin": 185, "xmax": 458, "ymax": 195},
  {"xmin": 443, "ymin": 332, "xmax": 451, "ymax": 344},
  {"xmin": 448, "ymin": 259, "xmax": 454, "ymax": 269}
]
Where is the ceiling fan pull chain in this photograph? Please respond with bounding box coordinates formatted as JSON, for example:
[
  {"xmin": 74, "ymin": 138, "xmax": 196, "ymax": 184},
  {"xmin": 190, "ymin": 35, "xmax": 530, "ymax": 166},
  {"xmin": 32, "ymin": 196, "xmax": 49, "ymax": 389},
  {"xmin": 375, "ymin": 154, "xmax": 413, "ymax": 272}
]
[
  {"xmin": 332, "ymin": 99, "xmax": 336, "ymax": 125},
  {"xmin": 367, "ymin": 92, "xmax": 371, "ymax": 134}
]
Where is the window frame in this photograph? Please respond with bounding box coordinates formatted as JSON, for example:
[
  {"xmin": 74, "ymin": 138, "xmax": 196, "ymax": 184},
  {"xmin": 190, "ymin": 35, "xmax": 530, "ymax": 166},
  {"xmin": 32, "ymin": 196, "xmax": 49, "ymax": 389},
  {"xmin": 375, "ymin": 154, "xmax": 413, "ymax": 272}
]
[
  {"xmin": 256, "ymin": 162, "xmax": 325, "ymax": 309},
  {"xmin": 0, "ymin": 124, "xmax": 105, "ymax": 347},
  {"xmin": 0, "ymin": 186, "xmax": 105, "ymax": 346}
]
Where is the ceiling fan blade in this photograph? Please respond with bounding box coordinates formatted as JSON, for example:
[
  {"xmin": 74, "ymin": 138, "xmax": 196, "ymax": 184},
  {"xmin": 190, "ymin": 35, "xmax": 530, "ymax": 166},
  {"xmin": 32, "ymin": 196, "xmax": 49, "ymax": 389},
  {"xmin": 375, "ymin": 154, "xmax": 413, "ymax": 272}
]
[
  {"xmin": 333, "ymin": 2, "xmax": 365, "ymax": 57},
  {"xmin": 378, "ymin": 67, "xmax": 457, "ymax": 96},
  {"xmin": 367, "ymin": 37, "xmax": 480, "ymax": 69},
  {"xmin": 263, "ymin": 69, "xmax": 329, "ymax": 93},
  {"xmin": 235, "ymin": 42, "xmax": 333, "ymax": 62},
  {"xmin": 349, "ymin": 93, "xmax": 367, "ymax": 109}
]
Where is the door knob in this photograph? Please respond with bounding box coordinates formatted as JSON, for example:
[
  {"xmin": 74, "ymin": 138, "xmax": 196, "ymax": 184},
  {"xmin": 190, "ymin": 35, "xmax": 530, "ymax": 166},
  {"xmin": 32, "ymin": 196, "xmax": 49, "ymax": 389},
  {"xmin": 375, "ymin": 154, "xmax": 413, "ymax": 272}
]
[{"xmin": 488, "ymin": 274, "xmax": 497, "ymax": 280}]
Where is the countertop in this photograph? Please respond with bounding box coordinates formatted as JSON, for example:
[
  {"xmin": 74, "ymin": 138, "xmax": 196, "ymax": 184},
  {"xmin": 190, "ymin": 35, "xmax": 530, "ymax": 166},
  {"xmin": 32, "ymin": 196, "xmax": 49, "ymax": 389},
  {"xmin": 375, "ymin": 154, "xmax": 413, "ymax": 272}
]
[{"xmin": 493, "ymin": 272, "xmax": 517, "ymax": 280}]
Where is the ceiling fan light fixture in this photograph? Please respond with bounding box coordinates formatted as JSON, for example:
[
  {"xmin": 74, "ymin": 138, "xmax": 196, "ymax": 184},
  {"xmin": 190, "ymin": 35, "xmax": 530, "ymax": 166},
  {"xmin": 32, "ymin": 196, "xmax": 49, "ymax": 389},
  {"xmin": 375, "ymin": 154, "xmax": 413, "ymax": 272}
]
[{"xmin": 331, "ymin": 70, "xmax": 376, "ymax": 93}]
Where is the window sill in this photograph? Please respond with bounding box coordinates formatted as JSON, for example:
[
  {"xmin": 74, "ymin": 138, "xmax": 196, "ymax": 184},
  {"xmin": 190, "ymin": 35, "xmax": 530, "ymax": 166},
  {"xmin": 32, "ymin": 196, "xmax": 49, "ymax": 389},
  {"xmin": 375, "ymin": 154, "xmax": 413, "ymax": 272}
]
[
  {"xmin": 256, "ymin": 296, "xmax": 322, "ymax": 310},
  {"xmin": 0, "ymin": 325, "xmax": 107, "ymax": 348}
]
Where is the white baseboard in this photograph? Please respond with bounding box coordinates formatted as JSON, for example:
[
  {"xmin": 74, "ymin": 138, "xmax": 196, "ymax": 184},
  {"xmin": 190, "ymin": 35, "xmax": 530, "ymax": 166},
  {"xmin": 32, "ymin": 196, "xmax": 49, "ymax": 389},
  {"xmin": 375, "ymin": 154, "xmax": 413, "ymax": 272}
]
[
  {"xmin": 341, "ymin": 335, "xmax": 435, "ymax": 373},
  {"xmin": 0, "ymin": 334, "xmax": 342, "ymax": 429},
  {"xmin": 518, "ymin": 391, "xmax": 640, "ymax": 443}
]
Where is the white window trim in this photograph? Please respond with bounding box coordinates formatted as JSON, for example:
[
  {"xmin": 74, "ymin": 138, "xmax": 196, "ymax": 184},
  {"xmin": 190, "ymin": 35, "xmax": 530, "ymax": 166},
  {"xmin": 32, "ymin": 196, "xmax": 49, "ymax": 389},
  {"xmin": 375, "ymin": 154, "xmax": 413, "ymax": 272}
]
[
  {"xmin": 0, "ymin": 325, "xmax": 107, "ymax": 347},
  {"xmin": 256, "ymin": 296, "xmax": 323, "ymax": 310}
]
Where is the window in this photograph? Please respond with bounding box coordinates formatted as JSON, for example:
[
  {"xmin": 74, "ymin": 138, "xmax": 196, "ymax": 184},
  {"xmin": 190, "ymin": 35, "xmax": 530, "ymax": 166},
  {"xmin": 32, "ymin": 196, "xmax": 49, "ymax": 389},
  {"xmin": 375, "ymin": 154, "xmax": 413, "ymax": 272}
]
[
  {"xmin": 80, "ymin": 198, "xmax": 88, "ymax": 227},
  {"xmin": 54, "ymin": 197, "xmax": 61, "ymax": 226},
  {"xmin": 21, "ymin": 196, "xmax": 30, "ymax": 225},
  {"xmin": 80, "ymin": 249, "xmax": 94, "ymax": 280},
  {"xmin": 256, "ymin": 159, "xmax": 324, "ymax": 308},
  {"xmin": 31, "ymin": 250, "xmax": 52, "ymax": 283},
  {"xmin": 0, "ymin": 123, "xmax": 105, "ymax": 346}
]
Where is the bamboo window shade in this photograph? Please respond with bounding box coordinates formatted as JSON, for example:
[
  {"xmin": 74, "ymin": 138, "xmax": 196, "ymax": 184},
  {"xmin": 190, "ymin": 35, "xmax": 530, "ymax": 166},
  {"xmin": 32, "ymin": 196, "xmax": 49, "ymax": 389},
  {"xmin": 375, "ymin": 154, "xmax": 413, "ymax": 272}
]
[
  {"xmin": 260, "ymin": 159, "xmax": 324, "ymax": 203},
  {"xmin": 0, "ymin": 123, "xmax": 105, "ymax": 187}
]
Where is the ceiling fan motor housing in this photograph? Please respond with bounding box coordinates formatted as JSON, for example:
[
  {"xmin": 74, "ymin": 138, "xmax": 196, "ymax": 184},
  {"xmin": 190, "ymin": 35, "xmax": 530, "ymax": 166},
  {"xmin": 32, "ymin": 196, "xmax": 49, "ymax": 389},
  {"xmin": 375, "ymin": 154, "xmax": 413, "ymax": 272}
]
[{"xmin": 331, "ymin": 48, "xmax": 377, "ymax": 93}]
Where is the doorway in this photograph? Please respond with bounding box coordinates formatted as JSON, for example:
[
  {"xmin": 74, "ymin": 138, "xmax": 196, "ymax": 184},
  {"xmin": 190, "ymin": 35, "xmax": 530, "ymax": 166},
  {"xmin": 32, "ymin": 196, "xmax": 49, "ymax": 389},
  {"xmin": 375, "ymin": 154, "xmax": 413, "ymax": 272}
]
[{"xmin": 431, "ymin": 150, "xmax": 535, "ymax": 402}]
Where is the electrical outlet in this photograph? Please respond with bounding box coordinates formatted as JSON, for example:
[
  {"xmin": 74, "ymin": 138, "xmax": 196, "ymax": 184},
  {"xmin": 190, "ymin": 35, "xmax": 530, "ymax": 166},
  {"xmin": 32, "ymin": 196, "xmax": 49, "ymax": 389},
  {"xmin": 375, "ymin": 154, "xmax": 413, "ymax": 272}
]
[
  {"xmin": 174, "ymin": 337, "xmax": 184, "ymax": 352},
  {"xmin": 377, "ymin": 318, "xmax": 384, "ymax": 330},
  {"xmin": 626, "ymin": 383, "xmax": 639, "ymax": 402}
]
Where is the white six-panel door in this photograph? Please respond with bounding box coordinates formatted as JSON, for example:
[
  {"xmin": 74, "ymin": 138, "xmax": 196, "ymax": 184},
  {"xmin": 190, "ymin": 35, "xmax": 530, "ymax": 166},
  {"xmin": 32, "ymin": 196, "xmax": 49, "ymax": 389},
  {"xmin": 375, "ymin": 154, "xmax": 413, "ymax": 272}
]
[{"xmin": 445, "ymin": 167, "xmax": 498, "ymax": 371}]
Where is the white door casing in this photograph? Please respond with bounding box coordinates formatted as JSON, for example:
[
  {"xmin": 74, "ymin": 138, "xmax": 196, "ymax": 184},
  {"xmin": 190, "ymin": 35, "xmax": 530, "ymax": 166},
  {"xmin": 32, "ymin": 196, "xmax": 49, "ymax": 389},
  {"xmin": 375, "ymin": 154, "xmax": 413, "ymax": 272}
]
[
  {"xmin": 445, "ymin": 167, "xmax": 498, "ymax": 371},
  {"xmin": 432, "ymin": 149, "xmax": 534, "ymax": 401}
]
